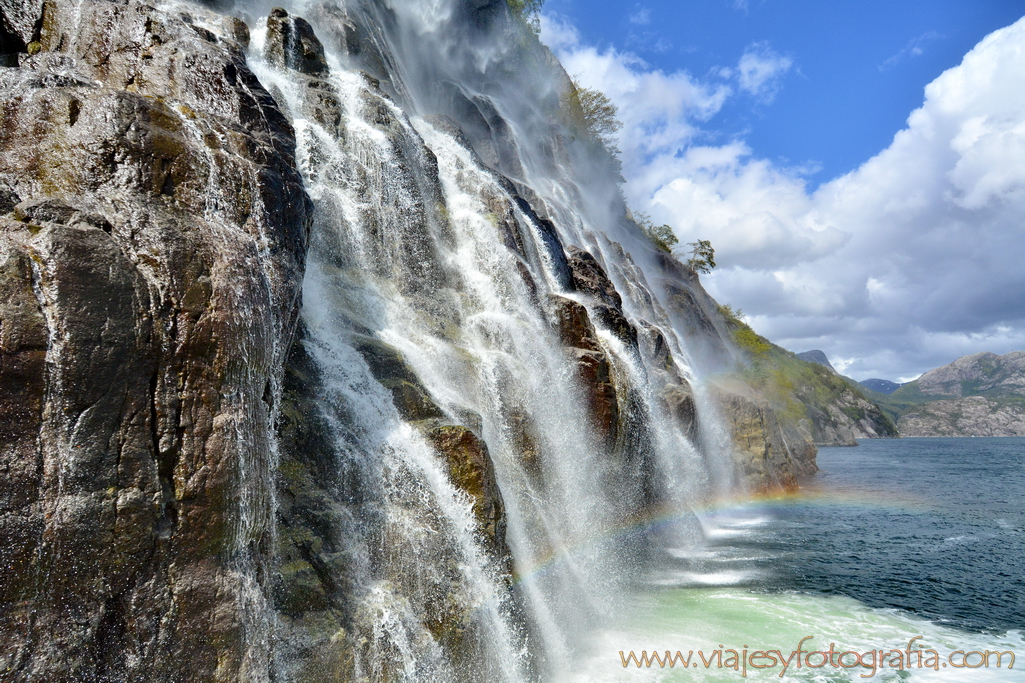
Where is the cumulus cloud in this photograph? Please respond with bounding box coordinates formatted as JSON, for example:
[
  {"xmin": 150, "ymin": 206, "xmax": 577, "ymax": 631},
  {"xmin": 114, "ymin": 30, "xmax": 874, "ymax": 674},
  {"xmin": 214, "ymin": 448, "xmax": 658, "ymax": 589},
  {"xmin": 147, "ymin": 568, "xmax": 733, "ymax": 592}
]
[
  {"xmin": 715, "ymin": 17, "xmax": 1025, "ymax": 378},
  {"xmin": 543, "ymin": 13, "xmax": 1025, "ymax": 380},
  {"xmin": 648, "ymin": 146, "xmax": 849, "ymax": 269},
  {"xmin": 540, "ymin": 13, "xmax": 731, "ymax": 163},
  {"xmin": 736, "ymin": 42, "xmax": 793, "ymax": 101}
]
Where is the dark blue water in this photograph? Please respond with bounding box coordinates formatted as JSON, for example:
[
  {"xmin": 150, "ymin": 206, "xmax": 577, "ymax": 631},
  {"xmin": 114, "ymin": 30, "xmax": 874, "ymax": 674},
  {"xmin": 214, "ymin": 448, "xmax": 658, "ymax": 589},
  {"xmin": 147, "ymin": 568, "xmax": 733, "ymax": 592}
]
[{"xmin": 762, "ymin": 438, "xmax": 1025, "ymax": 634}]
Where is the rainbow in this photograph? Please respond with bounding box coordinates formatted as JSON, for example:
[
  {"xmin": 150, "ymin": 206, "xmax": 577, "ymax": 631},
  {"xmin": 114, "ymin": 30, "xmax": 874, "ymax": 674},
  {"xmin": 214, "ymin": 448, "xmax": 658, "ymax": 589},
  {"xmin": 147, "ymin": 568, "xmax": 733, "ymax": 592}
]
[{"xmin": 509, "ymin": 487, "xmax": 932, "ymax": 587}]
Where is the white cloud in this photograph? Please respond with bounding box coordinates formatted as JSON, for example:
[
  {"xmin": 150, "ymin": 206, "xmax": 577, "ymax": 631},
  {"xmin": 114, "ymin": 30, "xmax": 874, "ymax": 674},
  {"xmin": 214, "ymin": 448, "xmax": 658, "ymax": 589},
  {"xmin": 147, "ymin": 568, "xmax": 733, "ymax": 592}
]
[
  {"xmin": 881, "ymin": 31, "xmax": 941, "ymax": 71},
  {"xmin": 649, "ymin": 148, "xmax": 849, "ymax": 269},
  {"xmin": 541, "ymin": 12, "xmax": 732, "ymax": 165},
  {"xmin": 629, "ymin": 7, "xmax": 651, "ymax": 25},
  {"xmin": 736, "ymin": 42, "xmax": 793, "ymax": 101},
  {"xmin": 538, "ymin": 13, "xmax": 583, "ymax": 53},
  {"xmin": 543, "ymin": 13, "xmax": 1025, "ymax": 380}
]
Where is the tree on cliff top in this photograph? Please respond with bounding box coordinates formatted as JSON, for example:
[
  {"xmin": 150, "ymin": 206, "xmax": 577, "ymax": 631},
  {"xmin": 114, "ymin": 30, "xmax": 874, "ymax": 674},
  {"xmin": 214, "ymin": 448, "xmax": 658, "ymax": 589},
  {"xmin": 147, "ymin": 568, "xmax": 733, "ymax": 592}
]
[
  {"xmin": 632, "ymin": 211, "xmax": 681, "ymax": 254},
  {"xmin": 685, "ymin": 239, "xmax": 716, "ymax": 274},
  {"xmin": 577, "ymin": 86, "xmax": 622, "ymax": 151},
  {"xmin": 507, "ymin": 0, "xmax": 545, "ymax": 31},
  {"xmin": 561, "ymin": 78, "xmax": 623, "ymax": 156}
]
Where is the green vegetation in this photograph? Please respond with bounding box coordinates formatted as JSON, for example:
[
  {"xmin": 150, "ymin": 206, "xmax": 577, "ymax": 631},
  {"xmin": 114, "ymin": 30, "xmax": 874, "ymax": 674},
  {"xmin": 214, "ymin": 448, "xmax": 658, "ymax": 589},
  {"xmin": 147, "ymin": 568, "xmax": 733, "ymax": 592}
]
[
  {"xmin": 576, "ymin": 85, "xmax": 622, "ymax": 150},
  {"xmin": 562, "ymin": 78, "xmax": 622, "ymax": 157},
  {"xmin": 507, "ymin": 0, "xmax": 545, "ymax": 33},
  {"xmin": 632, "ymin": 212, "xmax": 677, "ymax": 252},
  {"xmin": 717, "ymin": 303, "xmax": 744, "ymax": 323},
  {"xmin": 733, "ymin": 325, "xmax": 771, "ymax": 358},
  {"xmin": 507, "ymin": 0, "xmax": 545, "ymax": 17},
  {"xmin": 631, "ymin": 210, "xmax": 688, "ymax": 252},
  {"xmin": 718, "ymin": 308, "xmax": 898, "ymax": 441},
  {"xmin": 631, "ymin": 212, "xmax": 716, "ymax": 273},
  {"xmin": 860, "ymin": 384, "xmax": 937, "ymax": 424},
  {"xmin": 685, "ymin": 239, "xmax": 715, "ymax": 273}
]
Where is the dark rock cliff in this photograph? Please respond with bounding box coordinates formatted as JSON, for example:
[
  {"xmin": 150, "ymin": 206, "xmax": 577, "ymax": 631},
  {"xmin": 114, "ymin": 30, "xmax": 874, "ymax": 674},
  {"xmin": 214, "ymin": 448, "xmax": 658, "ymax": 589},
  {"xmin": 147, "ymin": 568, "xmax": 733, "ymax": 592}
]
[{"xmin": 0, "ymin": 1, "xmax": 311, "ymax": 680}]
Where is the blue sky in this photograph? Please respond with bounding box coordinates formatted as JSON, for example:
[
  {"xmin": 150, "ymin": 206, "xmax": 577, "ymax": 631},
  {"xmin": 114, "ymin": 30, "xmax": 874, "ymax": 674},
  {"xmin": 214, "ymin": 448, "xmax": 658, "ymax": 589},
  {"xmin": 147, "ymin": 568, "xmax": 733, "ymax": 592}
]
[
  {"xmin": 544, "ymin": 0, "xmax": 1025, "ymax": 187},
  {"xmin": 541, "ymin": 2, "xmax": 1025, "ymax": 381}
]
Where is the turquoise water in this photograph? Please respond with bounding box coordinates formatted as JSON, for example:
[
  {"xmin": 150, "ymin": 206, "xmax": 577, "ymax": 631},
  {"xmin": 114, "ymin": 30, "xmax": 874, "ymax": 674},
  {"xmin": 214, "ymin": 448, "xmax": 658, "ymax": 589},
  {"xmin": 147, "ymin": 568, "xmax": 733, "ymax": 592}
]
[{"xmin": 569, "ymin": 438, "xmax": 1025, "ymax": 681}]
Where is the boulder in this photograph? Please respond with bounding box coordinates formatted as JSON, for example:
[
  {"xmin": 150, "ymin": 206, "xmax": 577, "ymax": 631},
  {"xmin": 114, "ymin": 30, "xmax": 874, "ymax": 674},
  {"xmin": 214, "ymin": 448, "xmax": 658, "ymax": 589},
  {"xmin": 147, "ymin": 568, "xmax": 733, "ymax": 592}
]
[
  {"xmin": 265, "ymin": 8, "xmax": 329, "ymax": 77},
  {"xmin": 422, "ymin": 425, "xmax": 507, "ymax": 556}
]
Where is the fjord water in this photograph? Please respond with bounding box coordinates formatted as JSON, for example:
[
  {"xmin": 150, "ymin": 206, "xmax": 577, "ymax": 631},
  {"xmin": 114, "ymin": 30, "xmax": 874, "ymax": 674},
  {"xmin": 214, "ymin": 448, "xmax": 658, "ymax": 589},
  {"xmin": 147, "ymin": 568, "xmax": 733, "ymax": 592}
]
[
  {"xmin": 573, "ymin": 438, "xmax": 1025, "ymax": 681},
  {"xmin": 775, "ymin": 438, "xmax": 1025, "ymax": 634}
]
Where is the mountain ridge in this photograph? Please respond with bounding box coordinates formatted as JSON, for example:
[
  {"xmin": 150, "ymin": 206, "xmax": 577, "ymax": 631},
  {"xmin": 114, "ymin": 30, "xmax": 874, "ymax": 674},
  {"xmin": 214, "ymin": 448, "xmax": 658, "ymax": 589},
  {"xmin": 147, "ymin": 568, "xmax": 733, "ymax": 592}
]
[{"xmin": 862, "ymin": 351, "xmax": 1025, "ymax": 436}]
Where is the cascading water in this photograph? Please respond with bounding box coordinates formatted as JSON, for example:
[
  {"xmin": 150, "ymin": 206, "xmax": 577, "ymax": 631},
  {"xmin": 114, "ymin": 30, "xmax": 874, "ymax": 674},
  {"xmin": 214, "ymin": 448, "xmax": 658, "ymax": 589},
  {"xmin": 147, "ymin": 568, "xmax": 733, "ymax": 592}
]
[{"xmin": 240, "ymin": 0, "xmax": 741, "ymax": 678}]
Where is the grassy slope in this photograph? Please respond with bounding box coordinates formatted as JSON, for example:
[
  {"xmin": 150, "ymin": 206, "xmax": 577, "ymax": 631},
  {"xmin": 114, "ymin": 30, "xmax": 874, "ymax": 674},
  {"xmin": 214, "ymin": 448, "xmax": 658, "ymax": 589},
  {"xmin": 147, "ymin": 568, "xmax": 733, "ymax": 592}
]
[{"xmin": 721, "ymin": 311, "xmax": 898, "ymax": 441}]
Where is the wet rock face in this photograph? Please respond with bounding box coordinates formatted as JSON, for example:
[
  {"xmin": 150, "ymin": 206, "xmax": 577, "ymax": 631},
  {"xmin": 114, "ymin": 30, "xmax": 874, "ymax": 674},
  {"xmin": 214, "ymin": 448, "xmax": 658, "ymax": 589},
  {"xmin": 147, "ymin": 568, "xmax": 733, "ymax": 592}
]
[
  {"xmin": 550, "ymin": 294, "xmax": 601, "ymax": 352},
  {"xmin": 266, "ymin": 7, "xmax": 330, "ymax": 77},
  {"xmin": 653, "ymin": 252, "xmax": 736, "ymax": 373},
  {"xmin": 353, "ymin": 335, "xmax": 447, "ymax": 421},
  {"xmin": 567, "ymin": 246, "xmax": 639, "ymax": 353},
  {"xmin": 712, "ymin": 387, "xmax": 817, "ymax": 492},
  {"xmin": 0, "ymin": 0, "xmax": 44, "ymax": 55},
  {"xmin": 422, "ymin": 425, "xmax": 507, "ymax": 555},
  {"xmin": 0, "ymin": 1, "xmax": 311, "ymax": 680},
  {"xmin": 549, "ymin": 294, "xmax": 620, "ymax": 446},
  {"xmin": 272, "ymin": 323, "xmax": 516, "ymax": 682},
  {"xmin": 661, "ymin": 383, "xmax": 698, "ymax": 441}
]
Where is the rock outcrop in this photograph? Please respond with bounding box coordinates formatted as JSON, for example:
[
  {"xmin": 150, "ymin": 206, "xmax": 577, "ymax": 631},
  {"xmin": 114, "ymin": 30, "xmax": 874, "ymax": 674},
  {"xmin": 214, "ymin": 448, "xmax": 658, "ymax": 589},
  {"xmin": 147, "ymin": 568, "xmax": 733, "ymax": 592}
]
[
  {"xmin": 265, "ymin": 8, "xmax": 330, "ymax": 77},
  {"xmin": 898, "ymin": 396, "xmax": 1025, "ymax": 437},
  {"xmin": 800, "ymin": 381, "xmax": 897, "ymax": 445},
  {"xmin": 422, "ymin": 424, "xmax": 507, "ymax": 555},
  {"xmin": 916, "ymin": 351, "xmax": 1025, "ymax": 397},
  {"xmin": 714, "ymin": 315, "xmax": 897, "ymax": 447},
  {"xmin": 0, "ymin": 1, "xmax": 311, "ymax": 680},
  {"xmin": 711, "ymin": 383, "xmax": 817, "ymax": 492},
  {"xmin": 549, "ymin": 294, "xmax": 620, "ymax": 446},
  {"xmin": 566, "ymin": 245, "xmax": 639, "ymax": 354}
]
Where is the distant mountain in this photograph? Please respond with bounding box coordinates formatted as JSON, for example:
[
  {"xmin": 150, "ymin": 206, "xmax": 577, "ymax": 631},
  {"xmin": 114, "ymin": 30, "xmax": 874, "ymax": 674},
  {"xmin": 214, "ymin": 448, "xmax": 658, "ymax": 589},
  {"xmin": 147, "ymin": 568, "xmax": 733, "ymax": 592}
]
[
  {"xmin": 797, "ymin": 350, "xmax": 838, "ymax": 374},
  {"xmin": 872, "ymin": 352, "xmax": 1025, "ymax": 436},
  {"xmin": 860, "ymin": 378, "xmax": 904, "ymax": 395}
]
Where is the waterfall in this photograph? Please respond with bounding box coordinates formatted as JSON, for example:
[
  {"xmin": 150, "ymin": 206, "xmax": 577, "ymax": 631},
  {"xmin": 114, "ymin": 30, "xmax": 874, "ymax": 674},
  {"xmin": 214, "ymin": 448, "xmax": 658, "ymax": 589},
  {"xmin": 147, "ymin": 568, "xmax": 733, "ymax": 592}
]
[{"xmin": 240, "ymin": 0, "xmax": 740, "ymax": 678}]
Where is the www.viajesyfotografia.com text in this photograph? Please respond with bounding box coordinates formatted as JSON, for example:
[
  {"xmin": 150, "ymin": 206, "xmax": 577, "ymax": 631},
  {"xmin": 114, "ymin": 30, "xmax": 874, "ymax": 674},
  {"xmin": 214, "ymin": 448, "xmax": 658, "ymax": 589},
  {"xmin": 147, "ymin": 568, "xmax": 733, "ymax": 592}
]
[{"xmin": 619, "ymin": 636, "xmax": 1015, "ymax": 677}]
